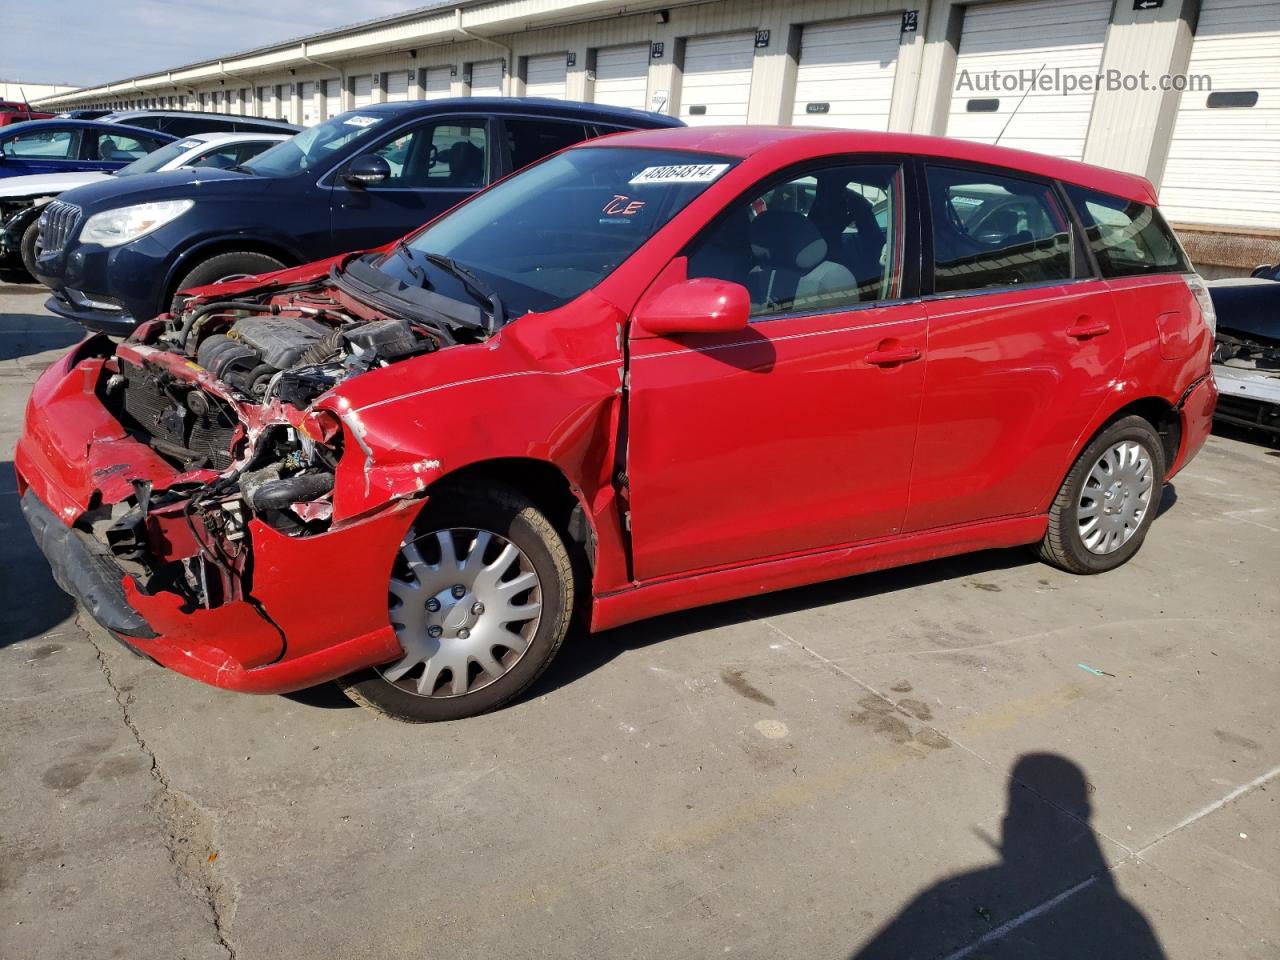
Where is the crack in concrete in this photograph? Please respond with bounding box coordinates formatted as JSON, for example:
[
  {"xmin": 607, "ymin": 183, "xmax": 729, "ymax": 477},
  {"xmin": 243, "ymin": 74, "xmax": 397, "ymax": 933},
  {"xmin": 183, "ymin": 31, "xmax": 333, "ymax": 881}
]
[{"xmin": 81, "ymin": 614, "xmax": 238, "ymax": 960}]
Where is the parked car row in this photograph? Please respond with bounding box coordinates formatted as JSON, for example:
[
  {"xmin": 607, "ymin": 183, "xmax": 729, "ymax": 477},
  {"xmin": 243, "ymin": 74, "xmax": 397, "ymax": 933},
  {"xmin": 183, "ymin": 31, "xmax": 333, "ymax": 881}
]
[
  {"xmin": 13, "ymin": 110, "xmax": 1217, "ymax": 721},
  {"xmin": 0, "ymin": 131, "xmax": 289, "ymax": 275},
  {"xmin": 31, "ymin": 99, "xmax": 680, "ymax": 331}
]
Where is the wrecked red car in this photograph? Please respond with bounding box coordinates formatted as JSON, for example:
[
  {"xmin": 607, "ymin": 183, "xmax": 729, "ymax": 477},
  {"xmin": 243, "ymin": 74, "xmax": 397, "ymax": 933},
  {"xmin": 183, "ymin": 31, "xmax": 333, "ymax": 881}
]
[{"xmin": 16, "ymin": 127, "xmax": 1217, "ymax": 721}]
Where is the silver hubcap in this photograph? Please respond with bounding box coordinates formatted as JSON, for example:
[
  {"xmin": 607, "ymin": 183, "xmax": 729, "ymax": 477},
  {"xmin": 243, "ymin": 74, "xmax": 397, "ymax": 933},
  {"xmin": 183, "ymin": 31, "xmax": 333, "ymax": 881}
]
[
  {"xmin": 381, "ymin": 528, "xmax": 542, "ymax": 698},
  {"xmin": 1078, "ymin": 440, "xmax": 1154, "ymax": 555}
]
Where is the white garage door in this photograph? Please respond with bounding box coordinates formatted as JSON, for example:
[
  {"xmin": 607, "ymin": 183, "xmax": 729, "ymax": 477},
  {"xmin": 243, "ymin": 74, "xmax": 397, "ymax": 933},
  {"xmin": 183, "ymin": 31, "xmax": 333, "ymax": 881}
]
[
  {"xmin": 257, "ymin": 86, "xmax": 272, "ymax": 117},
  {"xmin": 352, "ymin": 75, "xmax": 373, "ymax": 107},
  {"xmin": 680, "ymin": 33, "xmax": 755, "ymax": 125},
  {"xmin": 471, "ymin": 61, "xmax": 504, "ymax": 96},
  {"xmin": 525, "ymin": 53, "xmax": 567, "ymax": 99},
  {"xmin": 791, "ymin": 15, "xmax": 901, "ymax": 130},
  {"xmin": 300, "ymin": 81, "xmax": 318, "ymax": 126},
  {"xmin": 1159, "ymin": 0, "xmax": 1280, "ymax": 229},
  {"xmin": 423, "ymin": 67, "xmax": 452, "ymax": 99},
  {"xmin": 945, "ymin": 0, "xmax": 1112, "ymax": 160},
  {"xmin": 385, "ymin": 71, "xmax": 409, "ymax": 102},
  {"xmin": 324, "ymin": 78, "xmax": 341, "ymax": 118},
  {"xmin": 594, "ymin": 44, "xmax": 649, "ymax": 110}
]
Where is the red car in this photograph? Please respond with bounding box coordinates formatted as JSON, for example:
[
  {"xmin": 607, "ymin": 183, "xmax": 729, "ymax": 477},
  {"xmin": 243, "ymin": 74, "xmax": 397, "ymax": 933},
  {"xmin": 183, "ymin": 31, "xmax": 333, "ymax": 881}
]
[
  {"xmin": 0, "ymin": 101, "xmax": 55, "ymax": 127},
  {"xmin": 16, "ymin": 126, "xmax": 1217, "ymax": 721}
]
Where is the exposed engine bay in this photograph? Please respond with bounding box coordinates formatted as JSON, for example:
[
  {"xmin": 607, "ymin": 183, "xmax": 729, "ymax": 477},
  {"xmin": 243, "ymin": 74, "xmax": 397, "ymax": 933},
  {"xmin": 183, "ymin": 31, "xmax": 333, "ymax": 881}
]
[{"xmin": 86, "ymin": 259, "xmax": 482, "ymax": 613}]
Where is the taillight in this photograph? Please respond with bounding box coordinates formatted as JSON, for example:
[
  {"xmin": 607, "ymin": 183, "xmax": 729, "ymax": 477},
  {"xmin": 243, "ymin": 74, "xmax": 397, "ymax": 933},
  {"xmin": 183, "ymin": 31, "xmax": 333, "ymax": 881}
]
[{"xmin": 1183, "ymin": 274, "xmax": 1217, "ymax": 338}]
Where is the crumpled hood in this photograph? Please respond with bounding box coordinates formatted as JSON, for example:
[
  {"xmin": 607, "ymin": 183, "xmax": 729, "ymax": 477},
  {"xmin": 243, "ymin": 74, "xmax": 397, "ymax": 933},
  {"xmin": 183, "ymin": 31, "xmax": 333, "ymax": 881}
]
[
  {"xmin": 0, "ymin": 170, "xmax": 110, "ymax": 199},
  {"xmin": 56, "ymin": 166, "xmax": 273, "ymax": 214}
]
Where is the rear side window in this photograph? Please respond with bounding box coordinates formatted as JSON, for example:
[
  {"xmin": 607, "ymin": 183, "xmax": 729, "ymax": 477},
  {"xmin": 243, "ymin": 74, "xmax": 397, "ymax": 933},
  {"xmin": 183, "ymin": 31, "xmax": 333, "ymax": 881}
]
[
  {"xmin": 1064, "ymin": 185, "xmax": 1188, "ymax": 278},
  {"xmin": 926, "ymin": 165, "xmax": 1073, "ymax": 293},
  {"xmin": 95, "ymin": 131, "xmax": 163, "ymax": 161},
  {"xmin": 504, "ymin": 119, "xmax": 591, "ymax": 171}
]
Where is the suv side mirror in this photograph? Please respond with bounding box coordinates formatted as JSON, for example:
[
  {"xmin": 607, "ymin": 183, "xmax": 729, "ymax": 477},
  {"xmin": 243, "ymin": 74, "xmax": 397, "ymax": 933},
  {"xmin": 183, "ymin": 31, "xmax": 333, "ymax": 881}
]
[
  {"xmin": 344, "ymin": 154, "xmax": 390, "ymax": 187},
  {"xmin": 633, "ymin": 278, "xmax": 750, "ymax": 337}
]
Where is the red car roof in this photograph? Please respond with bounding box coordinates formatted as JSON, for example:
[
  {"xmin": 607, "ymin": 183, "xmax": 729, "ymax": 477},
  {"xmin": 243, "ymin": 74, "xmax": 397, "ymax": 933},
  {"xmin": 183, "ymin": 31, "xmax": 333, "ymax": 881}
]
[{"xmin": 588, "ymin": 125, "xmax": 1158, "ymax": 207}]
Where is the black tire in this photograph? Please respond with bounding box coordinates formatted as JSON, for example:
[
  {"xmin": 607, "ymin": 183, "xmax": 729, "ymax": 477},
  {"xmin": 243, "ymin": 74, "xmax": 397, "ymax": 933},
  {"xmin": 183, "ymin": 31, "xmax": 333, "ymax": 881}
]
[
  {"xmin": 19, "ymin": 219, "xmax": 41, "ymax": 279},
  {"xmin": 1039, "ymin": 415, "xmax": 1166, "ymax": 574},
  {"xmin": 168, "ymin": 251, "xmax": 285, "ymax": 316},
  {"xmin": 337, "ymin": 486, "xmax": 575, "ymax": 722}
]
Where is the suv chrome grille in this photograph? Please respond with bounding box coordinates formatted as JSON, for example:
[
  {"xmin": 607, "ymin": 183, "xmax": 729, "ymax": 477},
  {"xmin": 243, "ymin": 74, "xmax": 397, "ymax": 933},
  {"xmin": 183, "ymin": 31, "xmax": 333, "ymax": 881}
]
[{"xmin": 38, "ymin": 199, "xmax": 81, "ymax": 256}]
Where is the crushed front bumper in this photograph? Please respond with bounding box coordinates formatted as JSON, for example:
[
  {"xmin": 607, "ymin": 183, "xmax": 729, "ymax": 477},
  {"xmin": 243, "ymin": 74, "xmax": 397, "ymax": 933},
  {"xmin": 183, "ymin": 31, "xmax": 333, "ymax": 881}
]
[
  {"xmin": 1212, "ymin": 362, "xmax": 1280, "ymax": 435},
  {"xmin": 14, "ymin": 340, "xmax": 415, "ymax": 695}
]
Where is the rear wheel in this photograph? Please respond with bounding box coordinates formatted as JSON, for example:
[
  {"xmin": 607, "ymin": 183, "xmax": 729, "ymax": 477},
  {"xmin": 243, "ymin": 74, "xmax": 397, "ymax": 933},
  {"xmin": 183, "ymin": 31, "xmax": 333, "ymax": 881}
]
[
  {"xmin": 168, "ymin": 251, "xmax": 285, "ymax": 316},
  {"xmin": 1039, "ymin": 415, "xmax": 1166, "ymax": 574},
  {"xmin": 338, "ymin": 487, "xmax": 575, "ymax": 722}
]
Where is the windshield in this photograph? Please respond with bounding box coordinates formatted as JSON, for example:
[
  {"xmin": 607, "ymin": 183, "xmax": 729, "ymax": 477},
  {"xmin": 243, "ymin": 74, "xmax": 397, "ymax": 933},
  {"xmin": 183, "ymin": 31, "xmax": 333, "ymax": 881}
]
[
  {"xmin": 242, "ymin": 111, "xmax": 385, "ymax": 177},
  {"xmin": 376, "ymin": 147, "xmax": 737, "ymax": 318},
  {"xmin": 115, "ymin": 139, "xmax": 195, "ymax": 176}
]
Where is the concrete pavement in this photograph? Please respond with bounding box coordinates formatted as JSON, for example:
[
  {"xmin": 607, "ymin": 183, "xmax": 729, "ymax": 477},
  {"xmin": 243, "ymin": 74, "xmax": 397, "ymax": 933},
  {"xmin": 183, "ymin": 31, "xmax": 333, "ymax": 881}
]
[{"xmin": 2, "ymin": 280, "xmax": 1277, "ymax": 960}]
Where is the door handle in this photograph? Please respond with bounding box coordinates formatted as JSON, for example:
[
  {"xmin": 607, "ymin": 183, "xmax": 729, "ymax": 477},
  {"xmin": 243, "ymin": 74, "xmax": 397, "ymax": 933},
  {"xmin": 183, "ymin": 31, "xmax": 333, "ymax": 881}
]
[
  {"xmin": 865, "ymin": 346, "xmax": 922, "ymax": 366},
  {"xmin": 1067, "ymin": 318, "xmax": 1111, "ymax": 340}
]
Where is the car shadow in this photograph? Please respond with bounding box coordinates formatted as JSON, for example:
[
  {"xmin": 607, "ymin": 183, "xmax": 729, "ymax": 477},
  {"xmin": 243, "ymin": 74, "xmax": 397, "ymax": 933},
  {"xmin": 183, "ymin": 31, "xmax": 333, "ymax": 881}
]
[
  {"xmin": 848, "ymin": 752, "xmax": 1167, "ymax": 958},
  {"xmin": 280, "ymin": 684, "xmax": 358, "ymax": 710},
  {"xmin": 528, "ymin": 544, "xmax": 1041, "ymax": 703},
  {"xmin": 0, "ymin": 266, "xmax": 38, "ymax": 287},
  {"xmin": 0, "ymin": 310, "xmax": 83, "ymax": 362},
  {"xmin": 0, "ymin": 462, "xmax": 75, "ymax": 647}
]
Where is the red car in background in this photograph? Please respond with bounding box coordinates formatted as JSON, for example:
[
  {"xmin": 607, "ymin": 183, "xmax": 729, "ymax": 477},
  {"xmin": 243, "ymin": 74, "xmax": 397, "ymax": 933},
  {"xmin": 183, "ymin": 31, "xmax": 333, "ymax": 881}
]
[
  {"xmin": 16, "ymin": 126, "xmax": 1217, "ymax": 721},
  {"xmin": 0, "ymin": 101, "xmax": 55, "ymax": 126}
]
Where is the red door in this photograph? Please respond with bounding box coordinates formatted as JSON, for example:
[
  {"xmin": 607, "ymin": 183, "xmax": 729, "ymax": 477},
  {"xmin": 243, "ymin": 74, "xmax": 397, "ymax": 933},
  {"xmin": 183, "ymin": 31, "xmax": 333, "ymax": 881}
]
[
  {"xmin": 905, "ymin": 163, "xmax": 1126, "ymax": 532},
  {"xmin": 625, "ymin": 302, "xmax": 928, "ymax": 581},
  {"xmin": 906, "ymin": 283, "xmax": 1124, "ymax": 531}
]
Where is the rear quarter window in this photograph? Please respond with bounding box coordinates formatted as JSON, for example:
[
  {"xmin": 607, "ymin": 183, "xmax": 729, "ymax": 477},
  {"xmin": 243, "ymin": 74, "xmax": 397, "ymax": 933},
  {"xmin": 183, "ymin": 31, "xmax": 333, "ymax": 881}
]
[{"xmin": 1064, "ymin": 185, "xmax": 1189, "ymax": 278}]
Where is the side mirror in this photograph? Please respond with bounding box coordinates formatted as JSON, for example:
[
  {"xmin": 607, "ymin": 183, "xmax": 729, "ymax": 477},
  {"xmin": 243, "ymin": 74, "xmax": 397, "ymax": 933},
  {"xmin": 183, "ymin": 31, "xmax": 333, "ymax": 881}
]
[
  {"xmin": 343, "ymin": 154, "xmax": 390, "ymax": 188},
  {"xmin": 633, "ymin": 278, "xmax": 750, "ymax": 338}
]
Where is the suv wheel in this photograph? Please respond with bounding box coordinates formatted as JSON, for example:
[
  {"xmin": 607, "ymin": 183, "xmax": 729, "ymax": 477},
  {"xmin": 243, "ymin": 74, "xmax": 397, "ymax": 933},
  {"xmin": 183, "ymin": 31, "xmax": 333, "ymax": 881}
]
[
  {"xmin": 168, "ymin": 251, "xmax": 286, "ymax": 315},
  {"xmin": 338, "ymin": 487, "xmax": 575, "ymax": 722},
  {"xmin": 20, "ymin": 220, "xmax": 41, "ymax": 278},
  {"xmin": 1039, "ymin": 415, "xmax": 1166, "ymax": 574}
]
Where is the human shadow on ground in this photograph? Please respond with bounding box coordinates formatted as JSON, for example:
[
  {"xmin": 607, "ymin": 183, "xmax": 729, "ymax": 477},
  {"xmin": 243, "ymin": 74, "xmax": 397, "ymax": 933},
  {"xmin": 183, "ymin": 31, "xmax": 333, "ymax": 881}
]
[{"xmin": 849, "ymin": 753, "xmax": 1166, "ymax": 959}]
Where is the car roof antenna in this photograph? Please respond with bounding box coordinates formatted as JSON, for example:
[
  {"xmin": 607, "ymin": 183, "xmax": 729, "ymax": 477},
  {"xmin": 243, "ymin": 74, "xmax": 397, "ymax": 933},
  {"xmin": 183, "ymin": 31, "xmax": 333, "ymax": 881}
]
[{"xmin": 994, "ymin": 63, "xmax": 1046, "ymax": 147}]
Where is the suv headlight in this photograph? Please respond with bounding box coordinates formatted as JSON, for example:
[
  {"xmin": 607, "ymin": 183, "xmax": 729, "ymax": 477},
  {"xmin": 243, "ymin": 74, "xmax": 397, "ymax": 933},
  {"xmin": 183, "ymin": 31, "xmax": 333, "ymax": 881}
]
[{"xmin": 80, "ymin": 199, "xmax": 194, "ymax": 248}]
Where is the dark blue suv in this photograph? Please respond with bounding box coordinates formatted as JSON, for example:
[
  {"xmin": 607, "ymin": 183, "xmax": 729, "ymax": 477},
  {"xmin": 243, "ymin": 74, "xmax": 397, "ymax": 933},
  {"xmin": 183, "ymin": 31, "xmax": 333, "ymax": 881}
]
[{"xmin": 35, "ymin": 98, "xmax": 682, "ymax": 334}]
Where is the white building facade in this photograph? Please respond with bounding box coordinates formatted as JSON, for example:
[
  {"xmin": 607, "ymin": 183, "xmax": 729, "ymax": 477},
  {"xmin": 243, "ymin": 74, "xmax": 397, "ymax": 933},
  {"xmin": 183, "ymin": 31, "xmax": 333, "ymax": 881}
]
[{"xmin": 33, "ymin": 0, "xmax": 1280, "ymax": 273}]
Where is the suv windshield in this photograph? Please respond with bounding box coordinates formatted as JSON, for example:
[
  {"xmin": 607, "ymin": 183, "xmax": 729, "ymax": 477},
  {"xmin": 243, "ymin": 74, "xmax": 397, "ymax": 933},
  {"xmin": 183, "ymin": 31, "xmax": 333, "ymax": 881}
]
[
  {"xmin": 242, "ymin": 111, "xmax": 385, "ymax": 177},
  {"xmin": 378, "ymin": 146, "xmax": 738, "ymax": 318}
]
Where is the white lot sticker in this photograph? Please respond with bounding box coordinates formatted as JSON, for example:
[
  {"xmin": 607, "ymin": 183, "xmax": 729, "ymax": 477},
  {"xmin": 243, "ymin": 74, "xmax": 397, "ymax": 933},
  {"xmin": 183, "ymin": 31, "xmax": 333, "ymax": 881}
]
[
  {"xmin": 344, "ymin": 115, "xmax": 380, "ymax": 128},
  {"xmin": 176, "ymin": 139, "xmax": 203, "ymax": 149},
  {"xmin": 629, "ymin": 163, "xmax": 730, "ymax": 186}
]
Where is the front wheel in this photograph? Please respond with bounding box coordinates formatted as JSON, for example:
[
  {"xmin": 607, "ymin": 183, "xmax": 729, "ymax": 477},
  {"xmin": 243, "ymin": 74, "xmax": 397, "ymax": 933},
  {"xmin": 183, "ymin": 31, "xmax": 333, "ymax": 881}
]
[
  {"xmin": 338, "ymin": 487, "xmax": 575, "ymax": 722},
  {"xmin": 168, "ymin": 251, "xmax": 286, "ymax": 316},
  {"xmin": 1039, "ymin": 415, "xmax": 1166, "ymax": 574},
  {"xmin": 20, "ymin": 219, "xmax": 41, "ymax": 279}
]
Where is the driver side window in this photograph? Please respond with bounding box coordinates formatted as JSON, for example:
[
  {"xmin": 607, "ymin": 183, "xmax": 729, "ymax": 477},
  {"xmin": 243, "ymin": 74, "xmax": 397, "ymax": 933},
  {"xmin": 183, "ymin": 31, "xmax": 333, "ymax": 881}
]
[
  {"xmin": 926, "ymin": 165, "xmax": 1072, "ymax": 293},
  {"xmin": 685, "ymin": 162, "xmax": 904, "ymax": 319},
  {"xmin": 371, "ymin": 120, "xmax": 489, "ymax": 189}
]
